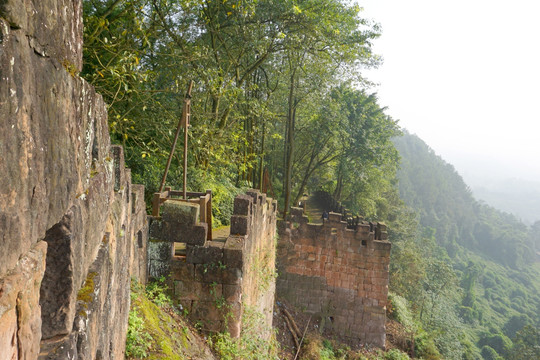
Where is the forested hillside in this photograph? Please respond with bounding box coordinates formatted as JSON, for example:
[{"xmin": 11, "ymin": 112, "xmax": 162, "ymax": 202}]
[{"xmin": 392, "ymin": 132, "xmax": 540, "ymax": 359}]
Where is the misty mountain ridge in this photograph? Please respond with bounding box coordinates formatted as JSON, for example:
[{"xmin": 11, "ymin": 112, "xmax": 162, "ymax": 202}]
[
  {"xmin": 397, "ymin": 132, "xmax": 540, "ymax": 227},
  {"xmin": 393, "ymin": 131, "xmax": 538, "ymax": 267},
  {"xmin": 472, "ymin": 178, "xmax": 540, "ymax": 225}
]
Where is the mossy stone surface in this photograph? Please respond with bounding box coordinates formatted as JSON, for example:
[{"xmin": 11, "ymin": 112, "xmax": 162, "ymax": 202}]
[
  {"xmin": 127, "ymin": 283, "xmax": 217, "ymax": 360},
  {"xmin": 162, "ymin": 200, "xmax": 200, "ymax": 226}
]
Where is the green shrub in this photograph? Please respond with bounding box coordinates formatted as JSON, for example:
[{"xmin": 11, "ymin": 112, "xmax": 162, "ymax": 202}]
[
  {"xmin": 319, "ymin": 346, "xmax": 335, "ymax": 360},
  {"xmin": 508, "ymin": 325, "xmax": 540, "ymax": 360},
  {"xmin": 414, "ymin": 332, "xmax": 440, "ymax": 360},
  {"xmin": 126, "ymin": 308, "xmax": 152, "ymax": 358},
  {"xmin": 146, "ymin": 276, "xmax": 173, "ymax": 307},
  {"xmin": 210, "ymin": 307, "xmax": 280, "ymax": 360},
  {"xmin": 388, "ymin": 293, "xmax": 415, "ymax": 331},
  {"xmin": 481, "ymin": 345, "xmax": 502, "ymax": 360},
  {"xmin": 461, "ymin": 337, "xmax": 482, "ymax": 360},
  {"xmin": 504, "ymin": 314, "xmax": 530, "ymax": 338},
  {"xmin": 478, "ymin": 332, "xmax": 512, "ymax": 355},
  {"xmin": 384, "ymin": 348, "xmax": 410, "ymax": 360},
  {"xmin": 189, "ymin": 168, "xmax": 246, "ymax": 227}
]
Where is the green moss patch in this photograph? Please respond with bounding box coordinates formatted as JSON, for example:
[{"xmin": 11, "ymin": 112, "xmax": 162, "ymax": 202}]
[
  {"xmin": 77, "ymin": 272, "xmax": 98, "ymax": 306},
  {"xmin": 127, "ymin": 280, "xmax": 216, "ymax": 359}
]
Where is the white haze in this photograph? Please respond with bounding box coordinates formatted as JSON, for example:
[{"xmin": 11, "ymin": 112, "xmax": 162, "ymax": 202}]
[
  {"xmin": 359, "ymin": 0, "xmax": 540, "ymax": 222},
  {"xmin": 360, "ymin": 0, "xmax": 540, "ymax": 186}
]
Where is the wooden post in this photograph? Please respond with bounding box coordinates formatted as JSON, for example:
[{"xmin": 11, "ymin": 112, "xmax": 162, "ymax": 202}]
[
  {"xmin": 158, "ymin": 80, "xmax": 194, "ymax": 194},
  {"xmin": 151, "ymin": 193, "xmax": 161, "ymax": 217},
  {"xmin": 206, "ymin": 189, "xmax": 212, "ymax": 240},
  {"xmin": 183, "ymin": 101, "xmax": 189, "ymax": 200},
  {"xmin": 182, "ymin": 81, "xmax": 194, "ymax": 200},
  {"xmin": 199, "ymin": 195, "xmax": 207, "ymax": 225}
]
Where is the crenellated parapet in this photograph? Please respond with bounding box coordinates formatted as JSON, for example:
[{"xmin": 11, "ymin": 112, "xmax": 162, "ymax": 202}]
[{"xmin": 277, "ymin": 206, "xmax": 391, "ymax": 348}]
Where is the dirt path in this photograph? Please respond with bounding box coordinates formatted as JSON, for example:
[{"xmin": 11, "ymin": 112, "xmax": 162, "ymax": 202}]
[{"xmin": 211, "ymin": 225, "xmax": 230, "ymax": 242}]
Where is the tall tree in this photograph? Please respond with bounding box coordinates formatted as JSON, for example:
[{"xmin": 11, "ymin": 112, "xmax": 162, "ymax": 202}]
[{"xmin": 276, "ymin": 0, "xmax": 381, "ymax": 216}]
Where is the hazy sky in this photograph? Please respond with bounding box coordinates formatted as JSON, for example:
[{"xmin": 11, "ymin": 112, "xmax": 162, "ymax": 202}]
[{"xmin": 360, "ymin": 0, "xmax": 540, "ymax": 185}]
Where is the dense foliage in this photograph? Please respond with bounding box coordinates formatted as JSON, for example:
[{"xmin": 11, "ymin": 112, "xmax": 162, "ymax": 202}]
[{"xmin": 82, "ymin": 0, "xmax": 400, "ymax": 224}]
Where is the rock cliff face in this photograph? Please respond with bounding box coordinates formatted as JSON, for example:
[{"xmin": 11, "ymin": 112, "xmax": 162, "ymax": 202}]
[{"xmin": 0, "ymin": 1, "xmax": 148, "ymax": 359}]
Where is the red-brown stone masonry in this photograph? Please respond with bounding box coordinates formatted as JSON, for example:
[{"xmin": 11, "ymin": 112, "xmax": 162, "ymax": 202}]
[
  {"xmin": 277, "ymin": 210, "xmax": 391, "ymax": 348},
  {"xmin": 170, "ymin": 191, "xmax": 277, "ymax": 339}
]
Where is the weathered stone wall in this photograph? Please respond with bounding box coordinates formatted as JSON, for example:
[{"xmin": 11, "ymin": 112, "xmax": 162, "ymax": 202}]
[
  {"xmin": 148, "ymin": 190, "xmax": 277, "ymax": 339},
  {"xmin": 230, "ymin": 190, "xmax": 277, "ymax": 339},
  {"xmin": 277, "ymin": 208, "xmax": 391, "ymax": 347},
  {"xmin": 0, "ymin": 1, "xmax": 148, "ymax": 359}
]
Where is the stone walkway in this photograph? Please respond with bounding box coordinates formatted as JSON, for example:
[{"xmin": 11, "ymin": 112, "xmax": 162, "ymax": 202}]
[{"xmin": 302, "ymin": 193, "xmax": 336, "ymax": 224}]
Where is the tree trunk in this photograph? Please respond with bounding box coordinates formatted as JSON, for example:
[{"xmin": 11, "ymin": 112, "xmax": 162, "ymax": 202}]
[
  {"xmin": 333, "ymin": 160, "xmax": 344, "ymax": 202},
  {"xmin": 283, "ymin": 71, "xmax": 296, "ymax": 218},
  {"xmin": 293, "ymin": 150, "xmax": 316, "ymax": 206},
  {"xmin": 258, "ymin": 119, "xmax": 266, "ymax": 190}
]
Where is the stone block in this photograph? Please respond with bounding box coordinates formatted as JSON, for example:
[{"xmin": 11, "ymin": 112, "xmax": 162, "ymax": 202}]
[
  {"xmin": 205, "ymin": 241, "xmax": 225, "ymax": 261},
  {"xmin": 148, "ymin": 239, "xmax": 173, "ymax": 261},
  {"xmin": 148, "ymin": 217, "xmax": 167, "ymax": 240},
  {"xmin": 223, "ymin": 284, "xmax": 242, "ymax": 303},
  {"xmin": 328, "ymin": 212, "xmax": 342, "ymax": 223},
  {"xmin": 170, "ymin": 261, "xmax": 195, "ymax": 280},
  {"xmin": 233, "ymin": 194, "xmax": 252, "ymax": 216},
  {"xmin": 194, "ymin": 264, "xmax": 219, "ymax": 283},
  {"xmin": 162, "ymin": 200, "xmax": 200, "ymax": 226},
  {"xmin": 186, "ymin": 241, "xmax": 223, "ymax": 264},
  {"xmin": 148, "ymin": 240, "xmax": 172, "ymax": 279},
  {"xmin": 192, "ymin": 263, "xmax": 242, "ymax": 285},
  {"xmin": 206, "ymin": 282, "xmax": 223, "ymax": 300},
  {"xmin": 290, "ymin": 207, "xmax": 304, "ymax": 218},
  {"xmin": 191, "ymin": 301, "xmax": 225, "ymax": 322},
  {"xmin": 246, "ymin": 189, "xmax": 260, "ymax": 202},
  {"xmin": 181, "ymin": 223, "xmax": 208, "ymax": 246},
  {"xmin": 222, "ymin": 267, "xmax": 243, "ymax": 285},
  {"xmin": 223, "ymin": 236, "xmax": 245, "ymax": 268},
  {"xmin": 174, "ymin": 280, "xmax": 203, "ymax": 301},
  {"xmin": 373, "ymin": 240, "xmax": 391, "ymax": 251},
  {"xmin": 149, "ymin": 217, "xmax": 207, "ymax": 245},
  {"xmin": 231, "ymin": 215, "xmax": 250, "ymax": 236}
]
